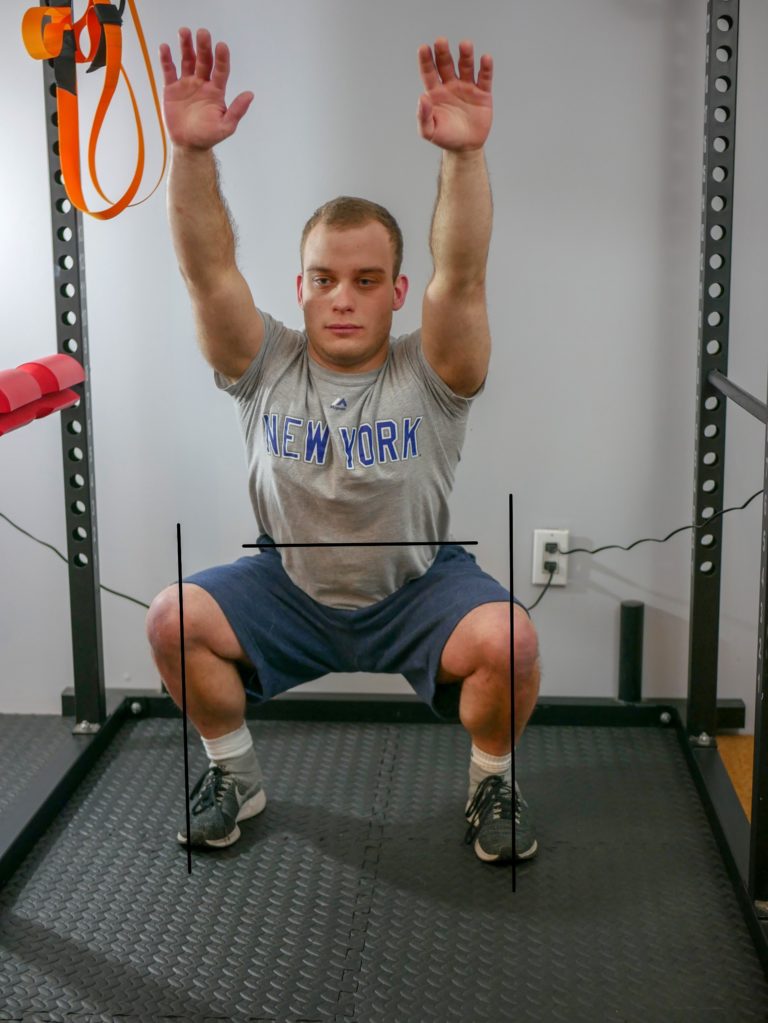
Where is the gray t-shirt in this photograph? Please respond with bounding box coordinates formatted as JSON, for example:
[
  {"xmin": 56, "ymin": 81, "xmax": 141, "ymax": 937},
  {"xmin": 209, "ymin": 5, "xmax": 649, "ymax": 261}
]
[{"xmin": 215, "ymin": 310, "xmax": 481, "ymax": 609}]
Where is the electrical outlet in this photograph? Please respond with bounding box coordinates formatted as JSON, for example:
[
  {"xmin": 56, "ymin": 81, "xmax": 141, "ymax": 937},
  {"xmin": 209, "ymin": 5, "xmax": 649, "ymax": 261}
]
[{"xmin": 531, "ymin": 529, "xmax": 569, "ymax": 586}]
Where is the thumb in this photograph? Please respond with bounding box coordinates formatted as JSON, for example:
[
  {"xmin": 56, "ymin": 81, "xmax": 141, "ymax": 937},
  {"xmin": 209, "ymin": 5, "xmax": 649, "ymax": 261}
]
[
  {"xmin": 417, "ymin": 94, "xmax": 435, "ymax": 141},
  {"xmin": 222, "ymin": 90, "xmax": 255, "ymax": 136}
]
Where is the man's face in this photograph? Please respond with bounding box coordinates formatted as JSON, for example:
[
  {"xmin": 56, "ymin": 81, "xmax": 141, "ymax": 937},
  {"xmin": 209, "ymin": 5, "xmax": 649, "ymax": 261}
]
[{"xmin": 297, "ymin": 221, "xmax": 408, "ymax": 373}]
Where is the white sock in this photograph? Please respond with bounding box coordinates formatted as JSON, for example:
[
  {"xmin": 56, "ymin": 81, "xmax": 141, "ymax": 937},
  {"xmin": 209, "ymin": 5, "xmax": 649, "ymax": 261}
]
[
  {"xmin": 471, "ymin": 745, "xmax": 513, "ymax": 774},
  {"xmin": 201, "ymin": 722, "xmax": 261, "ymax": 781},
  {"xmin": 468, "ymin": 744, "xmax": 513, "ymax": 801}
]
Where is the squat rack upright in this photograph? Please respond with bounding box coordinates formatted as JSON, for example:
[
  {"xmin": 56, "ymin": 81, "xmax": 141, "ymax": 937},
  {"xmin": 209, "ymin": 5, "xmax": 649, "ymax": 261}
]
[{"xmin": 686, "ymin": 0, "xmax": 768, "ymax": 936}]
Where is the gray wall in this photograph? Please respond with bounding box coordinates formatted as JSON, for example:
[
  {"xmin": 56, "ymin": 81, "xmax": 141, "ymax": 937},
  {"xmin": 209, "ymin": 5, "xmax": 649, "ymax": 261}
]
[{"xmin": 2, "ymin": 1, "xmax": 767, "ymax": 730}]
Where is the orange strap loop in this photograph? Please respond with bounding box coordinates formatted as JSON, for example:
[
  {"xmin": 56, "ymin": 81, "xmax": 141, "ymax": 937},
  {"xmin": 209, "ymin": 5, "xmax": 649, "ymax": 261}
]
[{"xmin": 21, "ymin": 0, "xmax": 167, "ymax": 221}]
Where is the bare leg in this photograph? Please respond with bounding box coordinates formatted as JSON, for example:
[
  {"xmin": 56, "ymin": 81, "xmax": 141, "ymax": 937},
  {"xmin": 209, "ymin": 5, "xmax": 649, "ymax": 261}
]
[
  {"xmin": 438, "ymin": 603, "xmax": 540, "ymax": 753},
  {"xmin": 145, "ymin": 584, "xmax": 250, "ymax": 740}
]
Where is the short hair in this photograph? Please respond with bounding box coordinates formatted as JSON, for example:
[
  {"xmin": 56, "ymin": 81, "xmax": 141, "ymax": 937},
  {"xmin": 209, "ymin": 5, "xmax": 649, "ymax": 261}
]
[{"xmin": 300, "ymin": 196, "xmax": 404, "ymax": 279}]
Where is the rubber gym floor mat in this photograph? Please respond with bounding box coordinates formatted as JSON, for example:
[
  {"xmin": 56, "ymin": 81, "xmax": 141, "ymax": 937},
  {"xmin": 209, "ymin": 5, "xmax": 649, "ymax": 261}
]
[
  {"xmin": 0, "ymin": 714, "xmax": 80, "ymax": 816},
  {"xmin": 0, "ymin": 715, "xmax": 765, "ymax": 1022},
  {"xmin": 512, "ymin": 725, "xmax": 768, "ymax": 1022}
]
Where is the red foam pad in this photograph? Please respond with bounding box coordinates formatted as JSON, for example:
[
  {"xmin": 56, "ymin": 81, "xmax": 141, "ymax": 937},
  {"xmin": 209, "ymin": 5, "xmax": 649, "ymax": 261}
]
[
  {"xmin": 0, "ymin": 367, "xmax": 42, "ymax": 413},
  {"xmin": 0, "ymin": 403, "xmax": 35, "ymax": 435},
  {"xmin": 17, "ymin": 354, "xmax": 84, "ymax": 394},
  {"xmin": 0, "ymin": 388, "xmax": 79, "ymax": 436},
  {"xmin": 32, "ymin": 387, "xmax": 79, "ymax": 417}
]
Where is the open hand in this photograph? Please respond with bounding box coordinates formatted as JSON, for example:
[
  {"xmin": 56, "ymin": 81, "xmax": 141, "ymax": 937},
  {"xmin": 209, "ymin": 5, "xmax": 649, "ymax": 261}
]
[
  {"xmin": 417, "ymin": 38, "xmax": 493, "ymax": 152},
  {"xmin": 159, "ymin": 28, "xmax": 254, "ymax": 150}
]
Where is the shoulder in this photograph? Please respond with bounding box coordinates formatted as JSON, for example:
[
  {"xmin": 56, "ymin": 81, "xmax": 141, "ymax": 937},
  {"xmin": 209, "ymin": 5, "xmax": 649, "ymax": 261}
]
[
  {"xmin": 215, "ymin": 312, "xmax": 307, "ymax": 395},
  {"xmin": 388, "ymin": 327, "xmax": 483, "ymax": 414}
]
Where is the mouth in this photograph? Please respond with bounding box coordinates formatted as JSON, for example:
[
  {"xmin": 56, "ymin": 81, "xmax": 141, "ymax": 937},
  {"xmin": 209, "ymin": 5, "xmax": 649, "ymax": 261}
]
[{"xmin": 326, "ymin": 324, "xmax": 362, "ymax": 333}]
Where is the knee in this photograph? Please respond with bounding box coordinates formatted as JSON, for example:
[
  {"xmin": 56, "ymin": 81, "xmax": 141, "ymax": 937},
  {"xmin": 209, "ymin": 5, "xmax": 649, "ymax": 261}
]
[
  {"xmin": 146, "ymin": 584, "xmax": 206, "ymax": 655},
  {"xmin": 514, "ymin": 613, "xmax": 540, "ymax": 682},
  {"xmin": 146, "ymin": 586, "xmax": 180, "ymax": 655},
  {"xmin": 473, "ymin": 607, "xmax": 539, "ymax": 682}
]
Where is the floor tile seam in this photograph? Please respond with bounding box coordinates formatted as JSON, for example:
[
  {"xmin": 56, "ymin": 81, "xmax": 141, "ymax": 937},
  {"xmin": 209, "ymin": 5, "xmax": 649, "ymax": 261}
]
[{"xmin": 333, "ymin": 724, "xmax": 399, "ymax": 1017}]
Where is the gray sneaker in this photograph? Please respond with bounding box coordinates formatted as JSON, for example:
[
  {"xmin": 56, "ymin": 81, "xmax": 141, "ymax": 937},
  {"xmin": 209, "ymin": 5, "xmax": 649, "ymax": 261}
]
[
  {"xmin": 464, "ymin": 776, "xmax": 538, "ymax": 863},
  {"xmin": 513, "ymin": 780, "xmax": 538, "ymax": 861},
  {"xmin": 465, "ymin": 775, "xmax": 514, "ymax": 863},
  {"xmin": 177, "ymin": 765, "xmax": 267, "ymax": 849}
]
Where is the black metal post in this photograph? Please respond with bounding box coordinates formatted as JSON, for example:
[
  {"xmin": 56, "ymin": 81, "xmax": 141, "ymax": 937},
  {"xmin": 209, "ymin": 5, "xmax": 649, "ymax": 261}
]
[
  {"xmin": 41, "ymin": 17, "xmax": 107, "ymax": 732},
  {"xmin": 687, "ymin": 0, "xmax": 739, "ymax": 744},
  {"xmin": 618, "ymin": 601, "xmax": 644, "ymax": 703}
]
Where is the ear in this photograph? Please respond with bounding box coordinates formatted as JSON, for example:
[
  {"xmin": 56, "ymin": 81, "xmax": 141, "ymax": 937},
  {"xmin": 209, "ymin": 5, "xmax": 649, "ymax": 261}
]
[
  {"xmin": 296, "ymin": 273, "xmax": 304, "ymax": 307},
  {"xmin": 392, "ymin": 274, "xmax": 409, "ymax": 312}
]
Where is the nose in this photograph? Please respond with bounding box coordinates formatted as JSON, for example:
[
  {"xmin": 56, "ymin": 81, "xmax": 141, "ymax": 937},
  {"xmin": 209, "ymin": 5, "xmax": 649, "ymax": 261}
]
[{"xmin": 331, "ymin": 282, "xmax": 355, "ymax": 312}]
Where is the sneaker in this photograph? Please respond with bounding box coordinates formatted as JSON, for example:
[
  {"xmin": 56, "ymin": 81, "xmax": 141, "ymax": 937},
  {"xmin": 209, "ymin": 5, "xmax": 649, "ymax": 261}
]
[
  {"xmin": 512, "ymin": 779, "xmax": 538, "ymax": 860},
  {"xmin": 177, "ymin": 765, "xmax": 267, "ymax": 849},
  {"xmin": 464, "ymin": 776, "xmax": 538, "ymax": 863}
]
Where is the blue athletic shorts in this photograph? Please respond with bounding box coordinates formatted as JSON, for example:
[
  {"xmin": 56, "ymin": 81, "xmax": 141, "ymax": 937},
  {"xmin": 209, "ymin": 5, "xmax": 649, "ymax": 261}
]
[{"xmin": 185, "ymin": 537, "xmax": 529, "ymax": 719}]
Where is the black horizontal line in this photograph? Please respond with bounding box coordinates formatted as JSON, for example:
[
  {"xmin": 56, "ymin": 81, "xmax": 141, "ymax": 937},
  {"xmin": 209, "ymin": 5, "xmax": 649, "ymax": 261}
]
[{"xmin": 242, "ymin": 541, "xmax": 478, "ymax": 549}]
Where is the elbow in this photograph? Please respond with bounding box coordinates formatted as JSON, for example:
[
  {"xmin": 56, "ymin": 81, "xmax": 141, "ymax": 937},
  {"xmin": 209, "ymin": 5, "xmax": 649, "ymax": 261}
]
[{"xmin": 428, "ymin": 273, "xmax": 486, "ymax": 299}]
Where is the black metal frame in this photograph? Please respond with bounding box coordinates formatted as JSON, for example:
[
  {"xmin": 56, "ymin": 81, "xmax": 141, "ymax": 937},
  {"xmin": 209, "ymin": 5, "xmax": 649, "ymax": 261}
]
[
  {"xmin": 688, "ymin": 0, "xmax": 768, "ymax": 917},
  {"xmin": 42, "ymin": 5, "xmax": 107, "ymax": 734},
  {"xmin": 2, "ymin": 0, "xmax": 768, "ymax": 984},
  {"xmin": 687, "ymin": 0, "xmax": 739, "ymax": 744}
]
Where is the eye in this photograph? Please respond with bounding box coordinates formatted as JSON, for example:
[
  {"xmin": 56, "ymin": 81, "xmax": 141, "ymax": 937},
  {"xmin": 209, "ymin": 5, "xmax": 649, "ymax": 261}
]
[
  {"xmin": 359, "ymin": 278, "xmax": 376, "ymax": 287},
  {"xmin": 313, "ymin": 276, "xmax": 331, "ymax": 287}
]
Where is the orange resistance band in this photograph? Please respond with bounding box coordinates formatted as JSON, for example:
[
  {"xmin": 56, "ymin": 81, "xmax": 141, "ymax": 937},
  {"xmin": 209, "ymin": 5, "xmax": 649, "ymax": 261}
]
[{"xmin": 22, "ymin": 0, "xmax": 167, "ymax": 220}]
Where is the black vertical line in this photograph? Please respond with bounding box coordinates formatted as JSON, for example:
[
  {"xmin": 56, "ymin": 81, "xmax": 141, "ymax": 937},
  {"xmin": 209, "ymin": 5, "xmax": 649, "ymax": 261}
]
[
  {"xmin": 177, "ymin": 523, "xmax": 192, "ymax": 874},
  {"xmin": 510, "ymin": 493, "xmax": 517, "ymax": 892}
]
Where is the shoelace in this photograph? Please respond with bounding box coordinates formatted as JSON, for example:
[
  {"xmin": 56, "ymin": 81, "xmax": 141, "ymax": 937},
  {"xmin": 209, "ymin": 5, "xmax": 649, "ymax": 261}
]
[
  {"xmin": 190, "ymin": 766, "xmax": 235, "ymax": 817},
  {"xmin": 464, "ymin": 775, "xmax": 513, "ymax": 845}
]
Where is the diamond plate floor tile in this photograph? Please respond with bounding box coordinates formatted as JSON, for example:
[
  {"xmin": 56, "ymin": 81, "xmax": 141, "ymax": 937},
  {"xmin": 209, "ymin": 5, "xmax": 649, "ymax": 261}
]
[
  {"xmin": 0, "ymin": 715, "xmax": 80, "ymax": 816},
  {"xmin": 1, "ymin": 716, "xmax": 767, "ymax": 1022},
  {"xmin": 504, "ymin": 726, "xmax": 768, "ymax": 1022}
]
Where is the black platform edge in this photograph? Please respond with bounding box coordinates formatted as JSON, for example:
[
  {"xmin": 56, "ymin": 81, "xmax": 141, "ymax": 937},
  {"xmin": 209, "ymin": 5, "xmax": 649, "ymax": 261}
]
[
  {"xmin": 60, "ymin": 688, "xmax": 747, "ymax": 727},
  {"xmin": 0, "ymin": 695, "xmax": 130, "ymax": 890},
  {"xmin": 676, "ymin": 724, "xmax": 768, "ymax": 979},
  {"xmin": 533, "ymin": 695, "xmax": 745, "ymax": 729}
]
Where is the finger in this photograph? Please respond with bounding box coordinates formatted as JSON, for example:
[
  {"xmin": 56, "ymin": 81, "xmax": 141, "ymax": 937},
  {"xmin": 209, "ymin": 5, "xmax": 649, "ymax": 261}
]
[
  {"xmin": 416, "ymin": 94, "xmax": 435, "ymax": 142},
  {"xmin": 417, "ymin": 43, "xmax": 440, "ymax": 92},
  {"xmin": 178, "ymin": 26, "xmax": 196, "ymax": 78},
  {"xmin": 222, "ymin": 91, "xmax": 255, "ymax": 135},
  {"xmin": 477, "ymin": 53, "xmax": 493, "ymax": 93},
  {"xmin": 457, "ymin": 40, "xmax": 475, "ymax": 84},
  {"xmin": 433, "ymin": 37, "xmax": 457, "ymax": 83},
  {"xmin": 195, "ymin": 28, "xmax": 214, "ymax": 80},
  {"xmin": 158, "ymin": 43, "xmax": 178, "ymax": 88},
  {"xmin": 210, "ymin": 41, "xmax": 231, "ymax": 94}
]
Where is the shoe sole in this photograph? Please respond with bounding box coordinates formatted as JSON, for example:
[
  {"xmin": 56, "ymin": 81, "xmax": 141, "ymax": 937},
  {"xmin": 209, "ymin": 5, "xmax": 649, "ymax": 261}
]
[
  {"xmin": 177, "ymin": 787, "xmax": 267, "ymax": 848},
  {"xmin": 516, "ymin": 838, "xmax": 538, "ymax": 861},
  {"xmin": 472, "ymin": 836, "xmax": 538, "ymax": 863}
]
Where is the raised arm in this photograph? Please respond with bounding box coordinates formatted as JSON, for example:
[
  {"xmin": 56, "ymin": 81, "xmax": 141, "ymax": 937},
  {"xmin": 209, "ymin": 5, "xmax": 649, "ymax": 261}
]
[
  {"xmin": 417, "ymin": 39, "xmax": 494, "ymax": 397},
  {"xmin": 160, "ymin": 28, "xmax": 264, "ymax": 381}
]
